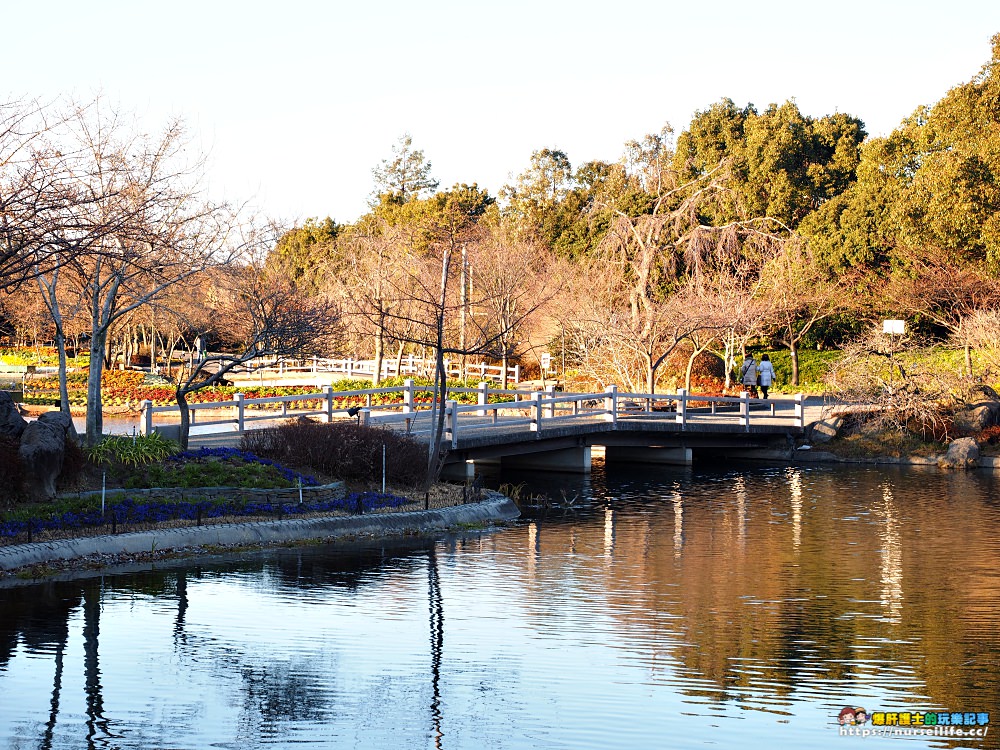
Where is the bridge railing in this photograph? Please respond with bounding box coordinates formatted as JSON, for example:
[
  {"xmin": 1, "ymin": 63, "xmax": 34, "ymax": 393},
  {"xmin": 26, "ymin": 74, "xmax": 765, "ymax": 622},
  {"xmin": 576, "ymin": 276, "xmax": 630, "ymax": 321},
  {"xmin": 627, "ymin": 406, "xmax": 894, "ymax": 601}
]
[
  {"xmin": 139, "ymin": 380, "xmax": 805, "ymax": 441},
  {"xmin": 232, "ymin": 355, "xmax": 520, "ymax": 385},
  {"xmin": 431, "ymin": 387, "xmax": 806, "ymax": 447}
]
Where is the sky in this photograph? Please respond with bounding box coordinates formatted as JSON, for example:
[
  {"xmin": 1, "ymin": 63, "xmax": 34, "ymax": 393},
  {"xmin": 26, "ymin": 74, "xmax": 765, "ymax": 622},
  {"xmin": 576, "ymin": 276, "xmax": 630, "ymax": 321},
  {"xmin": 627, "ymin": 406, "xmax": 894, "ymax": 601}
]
[{"xmin": 4, "ymin": 1, "xmax": 999, "ymax": 226}]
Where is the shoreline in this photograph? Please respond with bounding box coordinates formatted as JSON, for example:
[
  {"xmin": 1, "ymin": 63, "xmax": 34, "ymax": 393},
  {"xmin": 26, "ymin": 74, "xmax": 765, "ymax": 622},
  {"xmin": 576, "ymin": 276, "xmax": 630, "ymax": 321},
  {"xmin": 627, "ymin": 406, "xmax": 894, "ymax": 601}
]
[{"xmin": 0, "ymin": 493, "xmax": 521, "ymax": 583}]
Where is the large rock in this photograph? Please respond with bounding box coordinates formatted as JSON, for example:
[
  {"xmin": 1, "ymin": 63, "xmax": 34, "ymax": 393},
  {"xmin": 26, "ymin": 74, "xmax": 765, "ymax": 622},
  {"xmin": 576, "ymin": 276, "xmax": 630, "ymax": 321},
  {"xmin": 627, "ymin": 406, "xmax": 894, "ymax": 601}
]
[
  {"xmin": 36, "ymin": 410, "xmax": 79, "ymax": 446},
  {"xmin": 808, "ymin": 416, "xmax": 844, "ymax": 444},
  {"xmin": 937, "ymin": 437, "xmax": 980, "ymax": 470},
  {"xmin": 954, "ymin": 403, "xmax": 1000, "ymax": 432},
  {"xmin": 18, "ymin": 419, "xmax": 67, "ymax": 500},
  {"xmin": 0, "ymin": 391, "xmax": 27, "ymax": 440}
]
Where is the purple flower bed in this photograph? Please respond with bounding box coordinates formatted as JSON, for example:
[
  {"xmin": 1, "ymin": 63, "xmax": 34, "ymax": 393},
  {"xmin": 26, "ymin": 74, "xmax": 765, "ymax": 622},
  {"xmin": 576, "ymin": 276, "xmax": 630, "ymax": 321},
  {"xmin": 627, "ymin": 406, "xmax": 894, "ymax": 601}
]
[
  {"xmin": 0, "ymin": 491, "xmax": 414, "ymax": 541},
  {"xmin": 168, "ymin": 446, "xmax": 320, "ymax": 486}
]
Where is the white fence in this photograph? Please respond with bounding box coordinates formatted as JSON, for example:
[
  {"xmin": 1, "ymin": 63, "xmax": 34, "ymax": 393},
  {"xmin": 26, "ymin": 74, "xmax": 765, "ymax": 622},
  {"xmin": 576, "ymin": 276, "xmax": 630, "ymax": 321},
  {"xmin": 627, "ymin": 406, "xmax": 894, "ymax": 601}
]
[
  {"xmin": 234, "ymin": 355, "xmax": 519, "ymax": 384},
  {"xmin": 140, "ymin": 381, "xmax": 805, "ymax": 443}
]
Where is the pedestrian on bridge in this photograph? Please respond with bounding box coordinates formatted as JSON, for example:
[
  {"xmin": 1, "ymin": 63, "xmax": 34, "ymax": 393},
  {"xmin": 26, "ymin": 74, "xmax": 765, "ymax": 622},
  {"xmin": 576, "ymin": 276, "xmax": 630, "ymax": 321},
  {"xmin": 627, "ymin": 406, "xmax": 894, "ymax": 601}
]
[
  {"xmin": 740, "ymin": 355, "xmax": 758, "ymax": 398},
  {"xmin": 757, "ymin": 354, "xmax": 776, "ymax": 399}
]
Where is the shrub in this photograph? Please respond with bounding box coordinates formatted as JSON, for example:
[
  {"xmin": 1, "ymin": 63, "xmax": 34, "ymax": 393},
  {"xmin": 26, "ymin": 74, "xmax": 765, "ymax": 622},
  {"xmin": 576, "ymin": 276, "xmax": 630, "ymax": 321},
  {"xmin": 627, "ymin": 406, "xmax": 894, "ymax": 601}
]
[{"xmin": 241, "ymin": 421, "xmax": 428, "ymax": 487}]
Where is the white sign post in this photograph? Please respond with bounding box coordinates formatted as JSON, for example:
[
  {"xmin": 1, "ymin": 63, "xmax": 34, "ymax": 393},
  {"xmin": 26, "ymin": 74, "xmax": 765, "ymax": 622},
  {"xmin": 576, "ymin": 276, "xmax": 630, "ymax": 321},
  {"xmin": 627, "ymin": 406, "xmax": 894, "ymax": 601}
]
[
  {"xmin": 883, "ymin": 320, "xmax": 906, "ymax": 382},
  {"xmin": 541, "ymin": 353, "xmax": 552, "ymax": 372}
]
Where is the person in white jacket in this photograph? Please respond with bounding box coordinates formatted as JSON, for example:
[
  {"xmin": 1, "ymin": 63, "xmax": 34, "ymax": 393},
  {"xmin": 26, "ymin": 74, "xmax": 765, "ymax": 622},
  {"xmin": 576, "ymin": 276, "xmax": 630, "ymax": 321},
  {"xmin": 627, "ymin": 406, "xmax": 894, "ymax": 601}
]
[
  {"xmin": 757, "ymin": 354, "xmax": 776, "ymax": 399},
  {"xmin": 740, "ymin": 355, "xmax": 758, "ymax": 398}
]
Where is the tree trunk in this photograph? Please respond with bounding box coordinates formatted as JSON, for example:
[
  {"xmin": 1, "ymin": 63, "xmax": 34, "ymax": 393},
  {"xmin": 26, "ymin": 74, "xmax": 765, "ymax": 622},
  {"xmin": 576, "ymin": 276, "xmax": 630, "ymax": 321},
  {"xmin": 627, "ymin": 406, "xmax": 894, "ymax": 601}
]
[
  {"xmin": 965, "ymin": 343, "xmax": 973, "ymax": 377},
  {"xmin": 55, "ymin": 328, "xmax": 70, "ymax": 414},
  {"xmin": 426, "ymin": 248, "xmax": 452, "ymax": 484},
  {"xmin": 176, "ymin": 388, "xmax": 192, "ymax": 451},
  {"xmin": 85, "ymin": 329, "xmax": 108, "ymax": 444},
  {"xmin": 394, "ymin": 340, "xmax": 405, "ymax": 377},
  {"xmin": 372, "ymin": 324, "xmax": 384, "ymax": 386},
  {"xmin": 790, "ymin": 337, "xmax": 800, "ymax": 387}
]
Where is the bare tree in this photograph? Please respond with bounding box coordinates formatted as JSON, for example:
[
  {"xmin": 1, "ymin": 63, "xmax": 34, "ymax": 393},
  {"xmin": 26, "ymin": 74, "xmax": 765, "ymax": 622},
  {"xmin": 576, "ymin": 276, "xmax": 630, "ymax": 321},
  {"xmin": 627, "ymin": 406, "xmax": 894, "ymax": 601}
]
[
  {"xmin": 469, "ymin": 223, "xmax": 561, "ymax": 389},
  {"xmin": 759, "ymin": 239, "xmax": 851, "ymax": 385},
  {"xmin": 825, "ymin": 325, "xmax": 954, "ymax": 440},
  {"xmin": 885, "ymin": 251, "xmax": 1000, "ymax": 377},
  {"xmin": 336, "ymin": 222, "xmax": 406, "ymax": 386},
  {"xmin": 585, "ymin": 160, "xmax": 787, "ymax": 393},
  {"xmin": 172, "ymin": 264, "xmax": 342, "ymax": 450},
  {"xmin": 52, "ymin": 100, "xmax": 241, "ymax": 444},
  {"xmin": 0, "ymin": 98, "xmax": 70, "ymax": 287}
]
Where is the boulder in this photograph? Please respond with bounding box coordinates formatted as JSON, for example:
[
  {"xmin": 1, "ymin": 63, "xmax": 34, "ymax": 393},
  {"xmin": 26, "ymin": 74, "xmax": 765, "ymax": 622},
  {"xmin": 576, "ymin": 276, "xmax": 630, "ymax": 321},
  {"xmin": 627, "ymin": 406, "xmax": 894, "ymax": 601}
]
[
  {"xmin": 18, "ymin": 419, "xmax": 66, "ymax": 501},
  {"xmin": 808, "ymin": 416, "xmax": 843, "ymax": 444},
  {"xmin": 954, "ymin": 400, "xmax": 1000, "ymax": 432},
  {"xmin": 0, "ymin": 391, "xmax": 28, "ymax": 440},
  {"xmin": 36, "ymin": 410, "xmax": 79, "ymax": 446},
  {"xmin": 937, "ymin": 437, "xmax": 980, "ymax": 470}
]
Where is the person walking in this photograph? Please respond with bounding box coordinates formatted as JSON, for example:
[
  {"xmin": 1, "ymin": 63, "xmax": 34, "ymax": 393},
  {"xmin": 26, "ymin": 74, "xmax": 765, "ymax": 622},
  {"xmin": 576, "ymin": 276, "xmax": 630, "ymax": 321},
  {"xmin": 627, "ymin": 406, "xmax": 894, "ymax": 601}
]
[
  {"xmin": 739, "ymin": 354, "xmax": 758, "ymax": 398},
  {"xmin": 757, "ymin": 353, "xmax": 776, "ymax": 399}
]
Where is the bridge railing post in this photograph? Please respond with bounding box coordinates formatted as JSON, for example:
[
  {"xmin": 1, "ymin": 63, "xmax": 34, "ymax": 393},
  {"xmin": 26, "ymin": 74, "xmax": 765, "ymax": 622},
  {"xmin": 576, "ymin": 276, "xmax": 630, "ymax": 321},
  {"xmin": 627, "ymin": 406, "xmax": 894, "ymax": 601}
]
[
  {"xmin": 513, "ymin": 364, "xmax": 520, "ymax": 385},
  {"xmin": 794, "ymin": 393, "xmax": 804, "ymax": 428},
  {"xmin": 359, "ymin": 407, "xmax": 371, "ymax": 428},
  {"xmin": 323, "ymin": 384, "xmax": 334, "ymax": 423},
  {"xmin": 477, "ymin": 381, "xmax": 489, "ymax": 416},
  {"xmin": 530, "ymin": 391, "xmax": 543, "ymax": 436},
  {"xmin": 403, "ymin": 379, "xmax": 415, "ymax": 414},
  {"xmin": 604, "ymin": 385, "xmax": 618, "ymax": 428},
  {"xmin": 739, "ymin": 391, "xmax": 750, "ymax": 431},
  {"xmin": 675, "ymin": 388, "xmax": 687, "ymax": 429},
  {"xmin": 446, "ymin": 400, "xmax": 459, "ymax": 448},
  {"xmin": 544, "ymin": 384, "xmax": 556, "ymax": 417},
  {"xmin": 140, "ymin": 400, "xmax": 153, "ymax": 436},
  {"xmin": 234, "ymin": 393, "xmax": 245, "ymax": 433}
]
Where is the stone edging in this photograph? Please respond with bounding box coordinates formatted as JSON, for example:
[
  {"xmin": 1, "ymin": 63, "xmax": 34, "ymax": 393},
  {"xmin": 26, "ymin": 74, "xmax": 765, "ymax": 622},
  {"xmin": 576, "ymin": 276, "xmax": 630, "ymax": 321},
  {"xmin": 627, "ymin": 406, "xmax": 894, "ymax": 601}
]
[
  {"xmin": 0, "ymin": 493, "xmax": 520, "ymax": 573},
  {"xmin": 792, "ymin": 450, "xmax": 1000, "ymax": 469}
]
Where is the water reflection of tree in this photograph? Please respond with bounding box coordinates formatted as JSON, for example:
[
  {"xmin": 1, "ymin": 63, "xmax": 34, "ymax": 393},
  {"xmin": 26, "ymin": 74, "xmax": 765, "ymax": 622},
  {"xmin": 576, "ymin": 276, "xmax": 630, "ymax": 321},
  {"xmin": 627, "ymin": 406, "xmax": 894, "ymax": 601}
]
[
  {"xmin": 428, "ymin": 547, "xmax": 444, "ymax": 748},
  {"xmin": 515, "ymin": 466, "xmax": 1000, "ymax": 713},
  {"xmin": 83, "ymin": 582, "xmax": 112, "ymax": 747}
]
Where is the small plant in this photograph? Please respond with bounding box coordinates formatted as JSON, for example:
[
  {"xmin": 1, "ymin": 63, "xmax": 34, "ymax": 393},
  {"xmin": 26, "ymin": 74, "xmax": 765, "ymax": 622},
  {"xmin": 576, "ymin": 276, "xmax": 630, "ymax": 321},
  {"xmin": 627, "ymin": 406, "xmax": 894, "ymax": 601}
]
[{"xmin": 85, "ymin": 433, "xmax": 179, "ymax": 467}]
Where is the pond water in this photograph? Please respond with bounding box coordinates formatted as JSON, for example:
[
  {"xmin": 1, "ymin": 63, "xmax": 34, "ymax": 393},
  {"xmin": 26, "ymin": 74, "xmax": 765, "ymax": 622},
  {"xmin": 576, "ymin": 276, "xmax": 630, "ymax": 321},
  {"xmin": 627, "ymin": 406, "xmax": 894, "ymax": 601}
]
[{"xmin": 0, "ymin": 461, "xmax": 998, "ymax": 749}]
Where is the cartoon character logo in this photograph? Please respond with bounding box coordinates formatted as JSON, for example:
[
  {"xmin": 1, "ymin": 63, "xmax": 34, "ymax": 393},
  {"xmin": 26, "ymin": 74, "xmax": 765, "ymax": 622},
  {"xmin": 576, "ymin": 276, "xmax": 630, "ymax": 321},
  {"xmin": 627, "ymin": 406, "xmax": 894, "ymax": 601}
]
[
  {"xmin": 839, "ymin": 707, "xmax": 857, "ymax": 725},
  {"xmin": 838, "ymin": 706, "xmax": 869, "ymax": 725}
]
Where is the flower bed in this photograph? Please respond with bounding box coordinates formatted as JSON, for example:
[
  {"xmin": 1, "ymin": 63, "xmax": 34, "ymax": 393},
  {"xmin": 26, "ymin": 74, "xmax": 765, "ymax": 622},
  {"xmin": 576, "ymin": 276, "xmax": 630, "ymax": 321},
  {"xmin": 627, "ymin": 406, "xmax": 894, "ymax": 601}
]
[{"xmin": 0, "ymin": 491, "xmax": 414, "ymax": 543}]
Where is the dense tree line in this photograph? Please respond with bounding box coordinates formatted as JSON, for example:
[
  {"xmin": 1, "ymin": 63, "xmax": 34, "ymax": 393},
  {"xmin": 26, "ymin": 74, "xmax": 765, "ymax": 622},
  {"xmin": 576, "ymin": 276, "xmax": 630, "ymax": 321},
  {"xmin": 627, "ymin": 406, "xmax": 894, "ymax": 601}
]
[
  {"xmin": 265, "ymin": 35, "xmax": 1000, "ymax": 394},
  {"xmin": 3, "ymin": 34, "xmax": 1000, "ymax": 452}
]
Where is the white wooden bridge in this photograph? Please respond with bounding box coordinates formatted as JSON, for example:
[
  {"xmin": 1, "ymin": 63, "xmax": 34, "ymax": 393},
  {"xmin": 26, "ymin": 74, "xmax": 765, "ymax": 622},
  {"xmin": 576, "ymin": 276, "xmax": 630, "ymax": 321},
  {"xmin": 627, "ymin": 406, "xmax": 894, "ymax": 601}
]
[{"xmin": 142, "ymin": 381, "xmax": 823, "ymax": 473}]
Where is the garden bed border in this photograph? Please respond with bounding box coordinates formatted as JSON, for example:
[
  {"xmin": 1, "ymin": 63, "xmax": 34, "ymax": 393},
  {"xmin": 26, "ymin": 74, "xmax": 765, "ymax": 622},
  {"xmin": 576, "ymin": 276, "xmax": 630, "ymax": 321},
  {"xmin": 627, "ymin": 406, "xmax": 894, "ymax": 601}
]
[{"xmin": 0, "ymin": 493, "xmax": 520, "ymax": 574}]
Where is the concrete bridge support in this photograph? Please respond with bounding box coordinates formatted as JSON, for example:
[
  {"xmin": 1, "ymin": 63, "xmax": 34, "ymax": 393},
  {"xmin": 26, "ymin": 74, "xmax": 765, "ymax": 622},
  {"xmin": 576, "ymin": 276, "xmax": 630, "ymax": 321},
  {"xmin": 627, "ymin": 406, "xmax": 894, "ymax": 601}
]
[
  {"xmin": 500, "ymin": 446, "xmax": 593, "ymax": 474},
  {"xmin": 604, "ymin": 446, "xmax": 693, "ymax": 466}
]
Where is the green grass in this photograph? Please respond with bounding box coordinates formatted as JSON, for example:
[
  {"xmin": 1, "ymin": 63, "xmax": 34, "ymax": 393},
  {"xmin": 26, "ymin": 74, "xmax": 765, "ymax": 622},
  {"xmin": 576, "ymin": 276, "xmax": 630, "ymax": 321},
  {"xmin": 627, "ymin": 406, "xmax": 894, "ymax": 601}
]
[
  {"xmin": 765, "ymin": 349, "xmax": 840, "ymax": 393},
  {"xmin": 127, "ymin": 458, "xmax": 299, "ymax": 489}
]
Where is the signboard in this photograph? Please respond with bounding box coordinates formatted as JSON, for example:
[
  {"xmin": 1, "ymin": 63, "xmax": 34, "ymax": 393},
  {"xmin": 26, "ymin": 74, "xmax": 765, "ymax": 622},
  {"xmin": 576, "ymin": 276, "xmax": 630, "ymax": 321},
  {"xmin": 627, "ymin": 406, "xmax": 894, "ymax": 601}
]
[
  {"xmin": 541, "ymin": 353, "xmax": 552, "ymax": 371},
  {"xmin": 883, "ymin": 320, "xmax": 905, "ymax": 334}
]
